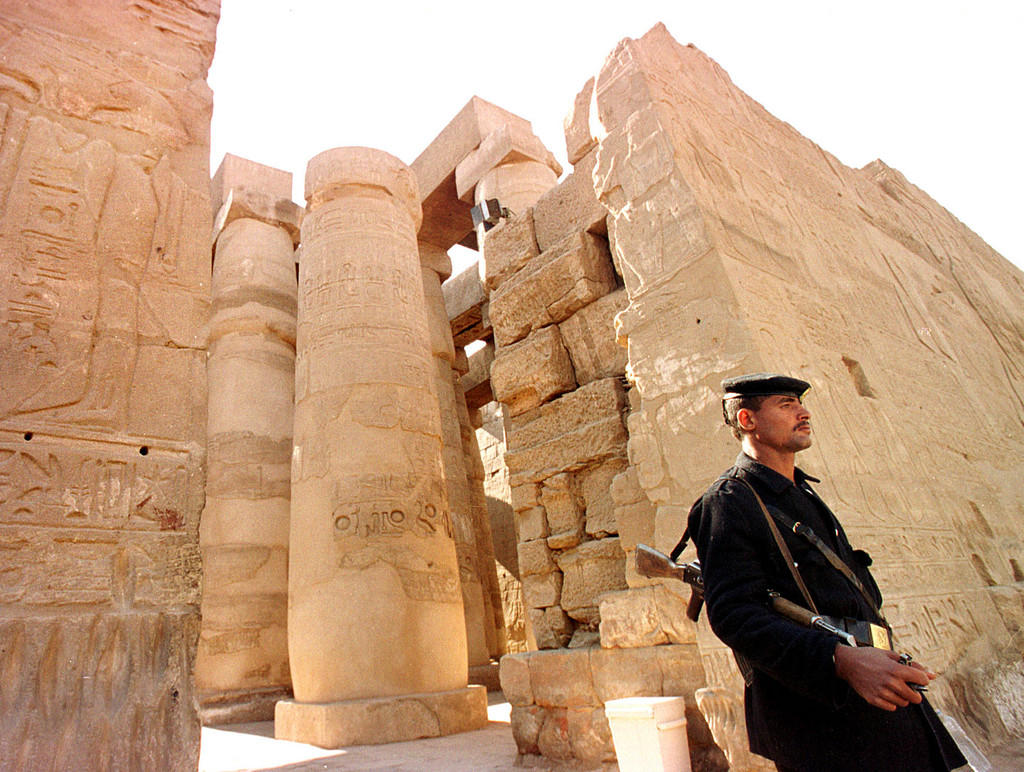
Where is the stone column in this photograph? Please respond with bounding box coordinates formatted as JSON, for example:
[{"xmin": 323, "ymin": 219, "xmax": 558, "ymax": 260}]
[
  {"xmin": 197, "ymin": 162, "xmax": 301, "ymax": 723},
  {"xmin": 419, "ymin": 241, "xmax": 494, "ymax": 667},
  {"xmin": 277, "ymin": 147, "xmax": 486, "ymax": 748}
]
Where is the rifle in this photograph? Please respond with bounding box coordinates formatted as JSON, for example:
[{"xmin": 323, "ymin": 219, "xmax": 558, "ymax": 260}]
[{"xmin": 634, "ymin": 543, "xmax": 705, "ymax": 621}]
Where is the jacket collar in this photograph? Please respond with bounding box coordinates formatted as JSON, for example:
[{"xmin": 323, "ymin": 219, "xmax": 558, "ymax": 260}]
[{"xmin": 734, "ymin": 451, "xmax": 820, "ymax": 492}]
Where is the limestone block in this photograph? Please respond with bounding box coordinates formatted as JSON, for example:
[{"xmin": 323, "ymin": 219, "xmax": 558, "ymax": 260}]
[
  {"xmin": 455, "ymin": 123, "xmax": 561, "ymax": 202},
  {"xmin": 275, "ymin": 685, "xmax": 488, "ymax": 748},
  {"xmin": 443, "ymin": 262, "xmax": 491, "ymax": 346},
  {"xmin": 518, "ymin": 538, "xmax": 557, "ymax": 576},
  {"xmin": 490, "ymin": 325, "xmax": 576, "ymax": 417},
  {"xmin": 413, "ymin": 97, "xmax": 542, "ymax": 250},
  {"xmin": 568, "ymin": 707, "xmax": 616, "ymax": 764},
  {"xmin": 564, "ymin": 77, "xmax": 599, "ymax": 166},
  {"xmin": 559, "ymin": 288, "xmax": 629, "ymax": 386},
  {"xmin": 212, "ymin": 186, "xmax": 302, "ymax": 247},
  {"xmin": 511, "ymin": 481, "xmax": 542, "ymax": 513},
  {"xmin": 511, "ymin": 705, "xmax": 546, "ymax": 754},
  {"xmin": 598, "ymin": 587, "xmax": 669, "ymax": 648},
  {"xmin": 489, "ymin": 230, "xmax": 617, "ymax": 347},
  {"xmin": 461, "ymin": 341, "xmax": 495, "ymax": 411},
  {"xmin": 579, "ymin": 457, "xmax": 628, "ymax": 537},
  {"xmin": 480, "ymin": 208, "xmax": 540, "ymax": 291},
  {"xmin": 533, "ymin": 146, "xmax": 609, "ymax": 252},
  {"xmin": 541, "ymin": 472, "xmax": 584, "ymax": 549},
  {"xmin": 529, "ymin": 606, "xmax": 574, "ymax": 649},
  {"xmin": 657, "ymin": 643, "xmax": 710, "ymax": 704},
  {"xmin": 555, "ymin": 538, "xmax": 628, "ymax": 624},
  {"xmin": 212, "ymin": 153, "xmax": 292, "ymax": 217},
  {"xmin": 505, "ymin": 378, "xmax": 628, "ymax": 484},
  {"xmin": 499, "ymin": 653, "xmax": 535, "ymax": 707},
  {"xmin": 537, "ymin": 708, "xmax": 574, "ymax": 760},
  {"xmin": 522, "ymin": 570, "xmax": 563, "ymax": 608},
  {"xmin": 517, "ymin": 506, "xmax": 549, "ymax": 543},
  {"xmin": 599, "ymin": 584, "xmax": 695, "ymax": 649},
  {"xmin": 590, "ymin": 645, "xmax": 664, "ymax": 702},
  {"xmin": 528, "ymin": 648, "xmax": 600, "ymax": 708}
]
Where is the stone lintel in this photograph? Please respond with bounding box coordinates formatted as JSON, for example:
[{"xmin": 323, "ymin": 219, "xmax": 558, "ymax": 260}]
[
  {"xmin": 443, "ymin": 262, "xmax": 491, "ymax": 346},
  {"xmin": 413, "ymin": 97, "xmax": 539, "ymax": 251},
  {"xmin": 462, "ymin": 341, "xmax": 495, "ymax": 411},
  {"xmin": 211, "ymin": 187, "xmax": 303, "ymax": 250},
  {"xmin": 274, "ymin": 686, "xmax": 488, "ymax": 748},
  {"xmin": 455, "ymin": 123, "xmax": 562, "ymax": 203},
  {"xmin": 212, "ymin": 153, "xmax": 293, "ymax": 218}
]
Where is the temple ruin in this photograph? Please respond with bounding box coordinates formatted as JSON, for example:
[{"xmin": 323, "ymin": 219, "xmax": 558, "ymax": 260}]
[{"xmin": 1, "ymin": 3, "xmax": 1022, "ymax": 770}]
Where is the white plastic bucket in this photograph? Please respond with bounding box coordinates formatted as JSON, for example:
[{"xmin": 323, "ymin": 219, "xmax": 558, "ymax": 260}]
[{"xmin": 604, "ymin": 696, "xmax": 691, "ymax": 772}]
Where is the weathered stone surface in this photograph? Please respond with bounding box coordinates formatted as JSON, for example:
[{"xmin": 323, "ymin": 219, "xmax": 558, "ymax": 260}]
[
  {"xmin": 0, "ymin": 2, "xmax": 215, "ymax": 766},
  {"xmin": 522, "ymin": 571, "xmax": 563, "ymax": 609},
  {"xmin": 567, "ymin": 707, "xmax": 616, "ymax": 764},
  {"xmin": 529, "ymin": 648, "xmax": 600, "ymax": 708},
  {"xmin": 510, "ymin": 705, "xmax": 545, "ymax": 754},
  {"xmin": 212, "ymin": 185, "xmax": 302, "ymax": 247},
  {"xmin": 529, "ymin": 606, "xmax": 574, "ymax": 650},
  {"xmin": 443, "ymin": 263, "xmax": 490, "ymax": 347},
  {"xmin": 590, "ymin": 645, "xmax": 663, "ymax": 701},
  {"xmin": 537, "ymin": 708, "xmax": 574, "ymax": 760},
  {"xmin": 555, "ymin": 538, "xmax": 628, "ymax": 624},
  {"xmin": 579, "ymin": 457, "xmax": 628, "ymax": 537},
  {"xmin": 456, "ymin": 123, "xmax": 560, "ymax": 202},
  {"xmin": 505, "ymin": 378, "xmax": 628, "ymax": 484},
  {"xmin": 518, "ymin": 506, "xmax": 549, "ymax": 543},
  {"xmin": 199, "ymin": 178, "xmax": 297, "ymax": 719},
  {"xmin": 212, "ymin": 153, "xmax": 293, "ymax": 217},
  {"xmin": 518, "ymin": 538, "xmax": 557, "ymax": 576},
  {"xmin": 289, "ymin": 148, "xmax": 466, "ymax": 711},
  {"xmin": 499, "ymin": 653, "xmax": 535, "ymax": 707},
  {"xmin": 541, "ymin": 472, "xmax": 584, "ymax": 548},
  {"xmin": 461, "ymin": 340, "xmax": 495, "ymax": 410},
  {"xmin": 480, "ymin": 208, "xmax": 540, "ymax": 291},
  {"xmin": 490, "ymin": 230, "xmax": 617, "ymax": 347},
  {"xmin": 511, "ymin": 481, "xmax": 541, "ymax": 513},
  {"xmin": 533, "ymin": 146, "xmax": 609, "ymax": 251},
  {"xmin": 593, "ymin": 24, "xmax": 1024, "ymax": 754},
  {"xmin": 599, "ymin": 585, "xmax": 696, "ymax": 648},
  {"xmin": 275, "ymin": 685, "xmax": 488, "ymax": 748},
  {"xmin": 559, "ymin": 288, "xmax": 629, "ymax": 386},
  {"xmin": 490, "ymin": 325, "xmax": 576, "ymax": 417},
  {"xmin": 564, "ymin": 76, "xmax": 599, "ymax": 166}
]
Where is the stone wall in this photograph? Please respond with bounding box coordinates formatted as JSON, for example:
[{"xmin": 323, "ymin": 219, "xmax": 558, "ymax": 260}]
[
  {"xmin": 587, "ymin": 22, "xmax": 1024, "ymax": 761},
  {"xmin": 0, "ymin": 1, "xmax": 219, "ymax": 769}
]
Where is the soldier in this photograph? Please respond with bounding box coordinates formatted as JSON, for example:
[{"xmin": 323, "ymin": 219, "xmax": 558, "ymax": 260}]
[{"xmin": 685, "ymin": 373, "xmax": 967, "ymax": 771}]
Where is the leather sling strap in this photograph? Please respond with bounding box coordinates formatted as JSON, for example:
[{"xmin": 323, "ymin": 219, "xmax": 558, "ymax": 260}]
[
  {"xmin": 770, "ymin": 502, "xmax": 885, "ymax": 623},
  {"xmin": 738, "ymin": 479, "xmax": 819, "ymax": 615}
]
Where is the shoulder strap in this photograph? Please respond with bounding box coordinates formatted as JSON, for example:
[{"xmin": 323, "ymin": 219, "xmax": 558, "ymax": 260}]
[
  {"xmin": 737, "ymin": 479, "xmax": 819, "ymax": 614},
  {"xmin": 744, "ymin": 480, "xmax": 886, "ymax": 622}
]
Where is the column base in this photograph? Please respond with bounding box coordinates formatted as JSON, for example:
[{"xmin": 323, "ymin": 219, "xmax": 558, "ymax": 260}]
[{"xmin": 274, "ymin": 685, "xmax": 489, "ymax": 748}]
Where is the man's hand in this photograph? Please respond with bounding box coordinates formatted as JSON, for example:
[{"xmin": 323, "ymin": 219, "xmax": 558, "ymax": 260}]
[{"xmin": 833, "ymin": 645, "xmax": 935, "ymax": 711}]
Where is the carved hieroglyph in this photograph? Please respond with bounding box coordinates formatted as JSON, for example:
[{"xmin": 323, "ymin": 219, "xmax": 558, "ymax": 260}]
[
  {"xmin": 0, "ymin": 1, "xmax": 217, "ymax": 769},
  {"xmin": 591, "ymin": 22, "xmax": 1024, "ymax": 756},
  {"xmin": 287, "ymin": 147, "xmax": 467, "ymax": 703},
  {"xmin": 197, "ymin": 157, "xmax": 300, "ymax": 722}
]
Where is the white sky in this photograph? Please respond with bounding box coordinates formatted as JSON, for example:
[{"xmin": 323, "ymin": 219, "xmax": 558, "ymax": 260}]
[{"xmin": 208, "ymin": 0, "xmax": 1023, "ymax": 272}]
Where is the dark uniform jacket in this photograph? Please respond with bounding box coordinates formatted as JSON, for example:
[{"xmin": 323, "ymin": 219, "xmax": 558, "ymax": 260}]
[{"xmin": 686, "ymin": 452, "xmax": 967, "ymax": 771}]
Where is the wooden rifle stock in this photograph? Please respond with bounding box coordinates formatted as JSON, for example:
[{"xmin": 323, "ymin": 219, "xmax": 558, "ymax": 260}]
[{"xmin": 634, "ymin": 544, "xmax": 705, "ymax": 621}]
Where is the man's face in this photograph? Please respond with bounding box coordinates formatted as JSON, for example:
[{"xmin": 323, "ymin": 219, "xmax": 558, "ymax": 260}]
[{"xmin": 742, "ymin": 394, "xmax": 812, "ymax": 453}]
